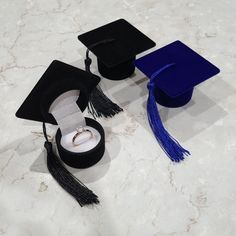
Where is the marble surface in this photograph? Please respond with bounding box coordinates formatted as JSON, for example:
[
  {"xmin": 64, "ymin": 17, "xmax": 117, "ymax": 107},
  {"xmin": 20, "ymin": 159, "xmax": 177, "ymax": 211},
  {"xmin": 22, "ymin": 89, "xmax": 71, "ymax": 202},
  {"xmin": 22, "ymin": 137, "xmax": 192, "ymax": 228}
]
[{"xmin": 0, "ymin": 0, "xmax": 236, "ymax": 235}]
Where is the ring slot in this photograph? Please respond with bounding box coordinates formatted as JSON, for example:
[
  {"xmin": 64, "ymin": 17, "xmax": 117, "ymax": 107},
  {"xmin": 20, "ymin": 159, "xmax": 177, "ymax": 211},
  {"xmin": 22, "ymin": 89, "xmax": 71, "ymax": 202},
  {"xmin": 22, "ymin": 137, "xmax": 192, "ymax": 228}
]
[
  {"xmin": 72, "ymin": 127, "xmax": 94, "ymax": 146},
  {"xmin": 56, "ymin": 117, "xmax": 105, "ymax": 168}
]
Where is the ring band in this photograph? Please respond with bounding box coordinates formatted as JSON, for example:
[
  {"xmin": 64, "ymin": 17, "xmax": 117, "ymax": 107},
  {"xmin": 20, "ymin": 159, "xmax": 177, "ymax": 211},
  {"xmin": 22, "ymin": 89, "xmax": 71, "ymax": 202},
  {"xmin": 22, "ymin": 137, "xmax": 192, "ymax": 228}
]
[{"xmin": 72, "ymin": 127, "xmax": 93, "ymax": 146}]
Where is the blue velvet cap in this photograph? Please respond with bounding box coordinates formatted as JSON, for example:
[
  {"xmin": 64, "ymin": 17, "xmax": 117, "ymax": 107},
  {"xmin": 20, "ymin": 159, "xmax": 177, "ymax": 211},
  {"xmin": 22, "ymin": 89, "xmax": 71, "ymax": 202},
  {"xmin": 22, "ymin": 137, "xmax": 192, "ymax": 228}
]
[
  {"xmin": 135, "ymin": 40, "xmax": 220, "ymax": 107},
  {"xmin": 134, "ymin": 41, "xmax": 220, "ymax": 162}
]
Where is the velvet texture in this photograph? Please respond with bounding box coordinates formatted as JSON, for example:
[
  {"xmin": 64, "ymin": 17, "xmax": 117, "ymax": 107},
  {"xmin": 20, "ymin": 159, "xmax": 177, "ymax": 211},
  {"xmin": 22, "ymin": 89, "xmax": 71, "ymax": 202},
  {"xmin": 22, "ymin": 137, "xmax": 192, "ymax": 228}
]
[
  {"xmin": 147, "ymin": 63, "xmax": 190, "ymax": 162},
  {"xmin": 154, "ymin": 87, "xmax": 193, "ymax": 108},
  {"xmin": 97, "ymin": 57, "xmax": 136, "ymax": 80},
  {"xmin": 16, "ymin": 60, "xmax": 100, "ymax": 124},
  {"xmin": 15, "ymin": 60, "xmax": 105, "ymax": 206},
  {"xmin": 78, "ymin": 19, "xmax": 156, "ymax": 80},
  {"xmin": 40, "ymin": 77, "xmax": 89, "ymax": 124},
  {"xmin": 55, "ymin": 117, "xmax": 105, "ymax": 168},
  {"xmin": 134, "ymin": 40, "xmax": 220, "ymax": 100}
]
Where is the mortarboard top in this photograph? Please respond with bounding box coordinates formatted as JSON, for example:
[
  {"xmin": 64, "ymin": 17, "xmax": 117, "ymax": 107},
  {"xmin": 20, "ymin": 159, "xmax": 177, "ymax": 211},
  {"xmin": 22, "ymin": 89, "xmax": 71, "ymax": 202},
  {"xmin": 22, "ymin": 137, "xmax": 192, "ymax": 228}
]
[
  {"xmin": 16, "ymin": 60, "xmax": 100, "ymax": 125},
  {"xmin": 78, "ymin": 19, "xmax": 156, "ymax": 80},
  {"xmin": 134, "ymin": 40, "xmax": 220, "ymax": 162},
  {"xmin": 135, "ymin": 40, "xmax": 220, "ymax": 107}
]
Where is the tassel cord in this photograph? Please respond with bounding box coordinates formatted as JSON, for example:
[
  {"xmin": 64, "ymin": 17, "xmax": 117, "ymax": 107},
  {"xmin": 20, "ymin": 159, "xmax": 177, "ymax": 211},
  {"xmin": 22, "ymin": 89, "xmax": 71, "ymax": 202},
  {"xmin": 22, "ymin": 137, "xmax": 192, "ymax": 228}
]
[
  {"xmin": 42, "ymin": 122, "xmax": 99, "ymax": 206},
  {"xmin": 147, "ymin": 63, "xmax": 190, "ymax": 162},
  {"xmin": 84, "ymin": 39, "xmax": 123, "ymax": 118}
]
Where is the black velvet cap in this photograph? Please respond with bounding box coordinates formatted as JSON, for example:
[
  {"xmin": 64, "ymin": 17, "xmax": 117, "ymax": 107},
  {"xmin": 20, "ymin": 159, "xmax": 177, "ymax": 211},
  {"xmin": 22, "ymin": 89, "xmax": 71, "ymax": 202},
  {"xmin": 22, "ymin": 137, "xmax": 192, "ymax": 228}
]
[
  {"xmin": 78, "ymin": 19, "xmax": 156, "ymax": 80},
  {"xmin": 16, "ymin": 60, "xmax": 100, "ymax": 125}
]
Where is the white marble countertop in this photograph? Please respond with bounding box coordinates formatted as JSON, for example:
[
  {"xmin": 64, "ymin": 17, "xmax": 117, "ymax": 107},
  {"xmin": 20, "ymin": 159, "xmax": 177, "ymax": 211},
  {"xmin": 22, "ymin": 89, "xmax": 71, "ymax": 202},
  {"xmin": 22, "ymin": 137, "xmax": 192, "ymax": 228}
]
[{"xmin": 0, "ymin": 0, "xmax": 236, "ymax": 235}]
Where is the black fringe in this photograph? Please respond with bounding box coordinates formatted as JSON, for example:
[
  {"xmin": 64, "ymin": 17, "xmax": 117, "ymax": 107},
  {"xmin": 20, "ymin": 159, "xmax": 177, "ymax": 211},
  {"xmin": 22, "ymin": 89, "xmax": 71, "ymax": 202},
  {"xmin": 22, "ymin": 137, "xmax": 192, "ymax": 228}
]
[
  {"xmin": 88, "ymin": 85, "xmax": 123, "ymax": 118},
  {"xmin": 43, "ymin": 123, "xmax": 99, "ymax": 206},
  {"xmin": 85, "ymin": 48, "xmax": 123, "ymax": 118}
]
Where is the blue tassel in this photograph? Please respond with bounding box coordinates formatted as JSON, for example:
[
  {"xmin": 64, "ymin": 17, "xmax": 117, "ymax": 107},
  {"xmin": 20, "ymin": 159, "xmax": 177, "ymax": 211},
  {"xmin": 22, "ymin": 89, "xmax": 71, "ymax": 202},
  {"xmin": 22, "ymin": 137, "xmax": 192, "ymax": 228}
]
[{"xmin": 147, "ymin": 63, "xmax": 190, "ymax": 162}]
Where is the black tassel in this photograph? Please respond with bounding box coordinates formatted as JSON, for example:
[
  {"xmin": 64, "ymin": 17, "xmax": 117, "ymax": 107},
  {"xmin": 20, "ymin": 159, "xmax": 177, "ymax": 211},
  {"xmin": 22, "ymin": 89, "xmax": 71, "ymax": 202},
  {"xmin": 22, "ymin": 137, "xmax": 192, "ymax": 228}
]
[
  {"xmin": 85, "ymin": 47, "xmax": 123, "ymax": 118},
  {"xmin": 88, "ymin": 85, "xmax": 123, "ymax": 118},
  {"xmin": 43, "ymin": 123, "xmax": 99, "ymax": 206}
]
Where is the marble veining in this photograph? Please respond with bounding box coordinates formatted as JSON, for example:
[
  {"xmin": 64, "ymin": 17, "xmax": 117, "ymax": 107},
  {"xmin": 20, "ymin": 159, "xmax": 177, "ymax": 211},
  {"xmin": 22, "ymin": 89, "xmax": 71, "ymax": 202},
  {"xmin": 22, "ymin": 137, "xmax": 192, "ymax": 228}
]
[{"xmin": 0, "ymin": 0, "xmax": 236, "ymax": 235}]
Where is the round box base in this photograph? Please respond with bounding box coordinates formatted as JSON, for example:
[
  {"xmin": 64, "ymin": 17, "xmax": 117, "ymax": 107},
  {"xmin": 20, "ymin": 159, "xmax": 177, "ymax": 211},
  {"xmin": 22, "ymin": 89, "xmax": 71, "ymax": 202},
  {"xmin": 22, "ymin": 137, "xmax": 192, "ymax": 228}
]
[{"xmin": 56, "ymin": 117, "xmax": 105, "ymax": 169}]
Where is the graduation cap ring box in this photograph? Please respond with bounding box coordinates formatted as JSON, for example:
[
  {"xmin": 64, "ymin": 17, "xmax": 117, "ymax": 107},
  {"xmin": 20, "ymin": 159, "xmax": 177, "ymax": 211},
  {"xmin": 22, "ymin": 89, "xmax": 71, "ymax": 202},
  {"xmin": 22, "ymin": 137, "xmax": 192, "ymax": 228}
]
[{"xmin": 16, "ymin": 60, "xmax": 105, "ymax": 169}]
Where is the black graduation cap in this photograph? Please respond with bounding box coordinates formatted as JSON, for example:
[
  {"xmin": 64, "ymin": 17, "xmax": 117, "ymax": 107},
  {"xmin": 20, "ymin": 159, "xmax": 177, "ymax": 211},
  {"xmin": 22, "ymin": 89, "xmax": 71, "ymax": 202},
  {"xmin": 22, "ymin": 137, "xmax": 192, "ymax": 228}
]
[
  {"xmin": 77, "ymin": 19, "xmax": 156, "ymax": 118},
  {"xmin": 135, "ymin": 40, "xmax": 220, "ymax": 162},
  {"xmin": 16, "ymin": 60, "xmax": 100, "ymax": 124},
  {"xmin": 16, "ymin": 60, "xmax": 103, "ymax": 206},
  {"xmin": 78, "ymin": 19, "xmax": 156, "ymax": 80}
]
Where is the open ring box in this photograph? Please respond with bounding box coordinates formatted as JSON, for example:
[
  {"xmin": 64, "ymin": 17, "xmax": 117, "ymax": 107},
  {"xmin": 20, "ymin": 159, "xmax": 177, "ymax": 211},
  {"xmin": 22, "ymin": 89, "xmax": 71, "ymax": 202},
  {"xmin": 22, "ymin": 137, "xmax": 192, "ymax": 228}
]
[
  {"xmin": 16, "ymin": 60, "xmax": 105, "ymax": 206},
  {"xmin": 51, "ymin": 88, "xmax": 105, "ymax": 168}
]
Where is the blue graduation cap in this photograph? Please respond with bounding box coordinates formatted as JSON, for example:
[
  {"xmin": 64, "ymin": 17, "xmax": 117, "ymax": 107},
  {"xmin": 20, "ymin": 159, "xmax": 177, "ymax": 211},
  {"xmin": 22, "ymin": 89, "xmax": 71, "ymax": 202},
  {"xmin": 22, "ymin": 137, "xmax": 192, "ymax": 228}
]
[{"xmin": 135, "ymin": 40, "xmax": 220, "ymax": 162}]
